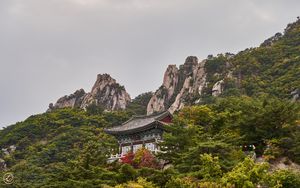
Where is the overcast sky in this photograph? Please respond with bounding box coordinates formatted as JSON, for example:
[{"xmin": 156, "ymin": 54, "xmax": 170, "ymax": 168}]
[{"xmin": 0, "ymin": 0, "xmax": 299, "ymax": 128}]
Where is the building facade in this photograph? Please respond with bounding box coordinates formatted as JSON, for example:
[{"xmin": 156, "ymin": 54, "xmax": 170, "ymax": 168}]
[{"xmin": 105, "ymin": 111, "xmax": 172, "ymax": 162}]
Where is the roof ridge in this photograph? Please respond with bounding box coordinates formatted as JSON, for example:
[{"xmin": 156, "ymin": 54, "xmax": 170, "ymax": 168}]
[
  {"xmin": 120, "ymin": 116, "xmax": 135, "ymax": 126},
  {"xmin": 105, "ymin": 111, "xmax": 171, "ymax": 131},
  {"xmin": 104, "ymin": 111, "xmax": 173, "ymax": 134},
  {"xmin": 124, "ymin": 111, "xmax": 169, "ymax": 122},
  {"xmin": 154, "ymin": 111, "xmax": 173, "ymax": 122},
  {"xmin": 134, "ymin": 111, "xmax": 168, "ymax": 118}
]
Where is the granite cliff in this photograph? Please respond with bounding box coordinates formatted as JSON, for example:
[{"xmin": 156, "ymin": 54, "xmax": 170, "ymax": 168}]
[
  {"xmin": 49, "ymin": 74, "xmax": 131, "ymax": 111},
  {"xmin": 146, "ymin": 56, "xmax": 230, "ymax": 115},
  {"xmin": 146, "ymin": 19, "xmax": 300, "ymax": 114}
]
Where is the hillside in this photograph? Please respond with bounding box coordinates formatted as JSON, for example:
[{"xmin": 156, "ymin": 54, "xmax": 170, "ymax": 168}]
[
  {"xmin": 0, "ymin": 19, "xmax": 300, "ymax": 187},
  {"xmin": 1, "ymin": 96, "xmax": 299, "ymax": 187}
]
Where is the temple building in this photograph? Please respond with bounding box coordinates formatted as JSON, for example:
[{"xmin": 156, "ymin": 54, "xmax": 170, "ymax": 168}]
[{"xmin": 105, "ymin": 111, "xmax": 172, "ymax": 161}]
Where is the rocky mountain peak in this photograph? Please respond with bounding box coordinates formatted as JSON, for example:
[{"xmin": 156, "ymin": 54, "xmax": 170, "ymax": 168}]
[
  {"xmin": 180, "ymin": 56, "xmax": 198, "ymax": 72},
  {"xmin": 163, "ymin": 65, "xmax": 179, "ymax": 89},
  {"xmin": 146, "ymin": 65, "xmax": 179, "ymax": 115},
  {"xmin": 147, "ymin": 56, "xmax": 206, "ymax": 115},
  {"xmin": 184, "ymin": 56, "xmax": 198, "ymax": 65},
  {"xmin": 91, "ymin": 74, "xmax": 117, "ymax": 93},
  {"xmin": 48, "ymin": 89, "xmax": 86, "ymax": 111},
  {"xmin": 49, "ymin": 74, "xmax": 131, "ymax": 111},
  {"xmin": 90, "ymin": 74, "xmax": 119, "ymax": 98}
]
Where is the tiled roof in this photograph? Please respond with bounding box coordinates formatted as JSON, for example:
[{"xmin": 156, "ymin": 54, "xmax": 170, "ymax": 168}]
[{"xmin": 105, "ymin": 111, "xmax": 171, "ymax": 135}]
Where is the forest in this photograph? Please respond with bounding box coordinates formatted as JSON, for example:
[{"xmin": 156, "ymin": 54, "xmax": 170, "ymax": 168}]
[{"xmin": 0, "ymin": 96, "xmax": 300, "ymax": 187}]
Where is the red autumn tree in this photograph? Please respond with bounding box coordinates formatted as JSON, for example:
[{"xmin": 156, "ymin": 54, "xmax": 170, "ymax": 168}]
[
  {"xmin": 120, "ymin": 152, "xmax": 135, "ymax": 165},
  {"xmin": 138, "ymin": 149, "xmax": 159, "ymax": 169},
  {"xmin": 121, "ymin": 148, "xmax": 159, "ymax": 169}
]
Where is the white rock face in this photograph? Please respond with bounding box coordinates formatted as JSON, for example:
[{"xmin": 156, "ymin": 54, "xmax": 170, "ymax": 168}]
[
  {"xmin": 192, "ymin": 61, "xmax": 207, "ymax": 95},
  {"xmin": 291, "ymin": 89, "xmax": 300, "ymax": 102},
  {"xmin": 0, "ymin": 158, "xmax": 7, "ymax": 171},
  {"xmin": 147, "ymin": 56, "xmax": 207, "ymax": 115},
  {"xmin": 49, "ymin": 89, "xmax": 86, "ymax": 110},
  {"xmin": 49, "ymin": 74, "xmax": 131, "ymax": 111},
  {"xmin": 169, "ymin": 61, "xmax": 207, "ymax": 113},
  {"xmin": 147, "ymin": 65, "xmax": 179, "ymax": 115},
  {"xmin": 147, "ymin": 95, "xmax": 167, "ymax": 115},
  {"xmin": 162, "ymin": 65, "xmax": 179, "ymax": 100},
  {"xmin": 80, "ymin": 74, "xmax": 131, "ymax": 110},
  {"xmin": 169, "ymin": 76, "xmax": 192, "ymax": 113},
  {"xmin": 0, "ymin": 145, "xmax": 16, "ymax": 171},
  {"xmin": 212, "ymin": 80, "xmax": 224, "ymax": 97}
]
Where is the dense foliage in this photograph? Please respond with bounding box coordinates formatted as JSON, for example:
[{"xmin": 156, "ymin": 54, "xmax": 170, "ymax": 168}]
[
  {"xmin": 201, "ymin": 18, "xmax": 300, "ymax": 100},
  {"xmin": 0, "ymin": 95, "xmax": 299, "ymax": 187},
  {"xmin": 126, "ymin": 92, "xmax": 153, "ymax": 115}
]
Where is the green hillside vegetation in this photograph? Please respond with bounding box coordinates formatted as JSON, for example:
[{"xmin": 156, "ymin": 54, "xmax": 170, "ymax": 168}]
[
  {"xmin": 0, "ymin": 96, "xmax": 299, "ymax": 187},
  {"xmin": 126, "ymin": 92, "xmax": 153, "ymax": 115},
  {"xmin": 1, "ymin": 19, "xmax": 300, "ymax": 187},
  {"xmin": 202, "ymin": 18, "xmax": 300, "ymax": 100}
]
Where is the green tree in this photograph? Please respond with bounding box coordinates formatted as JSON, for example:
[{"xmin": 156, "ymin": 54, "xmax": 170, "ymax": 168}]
[
  {"xmin": 266, "ymin": 170, "xmax": 300, "ymax": 188},
  {"xmin": 221, "ymin": 158, "xmax": 269, "ymax": 188}
]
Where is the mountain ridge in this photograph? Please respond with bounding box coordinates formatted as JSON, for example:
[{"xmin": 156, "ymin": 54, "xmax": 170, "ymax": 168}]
[
  {"xmin": 146, "ymin": 18, "xmax": 300, "ymax": 114},
  {"xmin": 49, "ymin": 18, "xmax": 300, "ymax": 115}
]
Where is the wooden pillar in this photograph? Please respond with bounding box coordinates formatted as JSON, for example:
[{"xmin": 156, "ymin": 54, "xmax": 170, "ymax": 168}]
[
  {"xmin": 154, "ymin": 138, "xmax": 160, "ymax": 153},
  {"xmin": 119, "ymin": 143, "xmax": 122, "ymax": 155}
]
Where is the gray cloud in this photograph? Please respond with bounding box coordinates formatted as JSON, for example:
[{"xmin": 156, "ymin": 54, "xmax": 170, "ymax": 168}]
[{"xmin": 0, "ymin": 0, "xmax": 299, "ymax": 128}]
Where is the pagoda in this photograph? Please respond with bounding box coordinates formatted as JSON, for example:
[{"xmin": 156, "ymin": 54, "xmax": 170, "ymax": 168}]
[{"xmin": 105, "ymin": 111, "xmax": 172, "ymax": 162}]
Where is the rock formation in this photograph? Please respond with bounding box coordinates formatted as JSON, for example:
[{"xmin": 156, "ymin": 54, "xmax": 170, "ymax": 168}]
[
  {"xmin": 50, "ymin": 57, "xmax": 233, "ymax": 115},
  {"xmin": 291, "ymin": 89, "xmax": 300, "ymax": 102},
  {"xmin": 146, "ymin": 64, "xmax": 179, "ymax": 115},
  {"xmin": 0, "ymin": 145, "xmax": 16, "ymax": 171},
  {"xmin": 212, "ymin": 80, "xmax": 224, "ymax": 97},
  {"xmin": 0, "ymin": 158, "xmax": 6, "ymax": 171},
  {"xmin": 146, "ymin": 55, "xmax": 238, "ymax": 115},
  {"xmin": 147, "ymin": 56, "xmax": 207, "ymax": 115},
  {"xmin": 49, "ymin": 74, "xmax": 131, "ymax": 111},
  {"xmin": 48, "ymin": 89, "xmax": 86, "ymax": 110}
]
